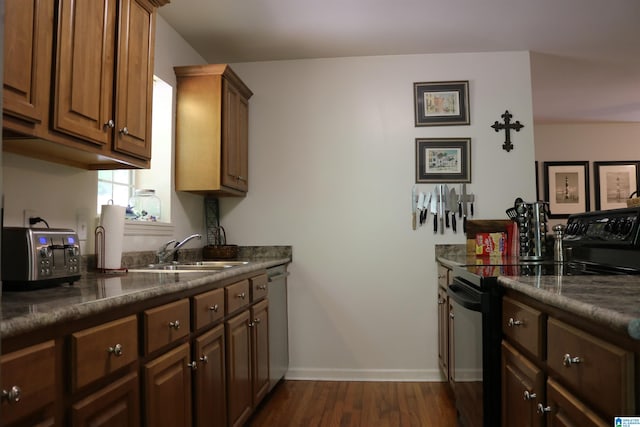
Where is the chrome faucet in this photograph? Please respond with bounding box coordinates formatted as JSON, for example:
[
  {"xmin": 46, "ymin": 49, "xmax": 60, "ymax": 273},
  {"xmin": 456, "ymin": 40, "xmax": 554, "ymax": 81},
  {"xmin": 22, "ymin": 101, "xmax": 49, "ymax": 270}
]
[{"xmin": 156, "ymin": 234, "xmax": 202, "ymax": 263}]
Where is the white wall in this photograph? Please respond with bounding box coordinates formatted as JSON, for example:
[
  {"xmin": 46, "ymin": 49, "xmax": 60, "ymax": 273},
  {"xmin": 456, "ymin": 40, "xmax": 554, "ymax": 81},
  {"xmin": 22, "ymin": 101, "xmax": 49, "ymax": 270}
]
[
  {"xmin": 2, "ymin": 16, "xmax": 207, "ymax": 253},
  {"xmin": 535, "ymin": 123, "xmax": 640, "ymax": 225},
  {"xmin": 223, "ymin": 52, "xmax": 536, "ymax": 380}
]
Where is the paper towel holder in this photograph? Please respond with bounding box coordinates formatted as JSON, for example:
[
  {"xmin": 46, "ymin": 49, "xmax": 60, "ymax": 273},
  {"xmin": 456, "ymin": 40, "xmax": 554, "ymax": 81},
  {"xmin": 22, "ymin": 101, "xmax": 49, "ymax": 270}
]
[{"xmin": 95, "ymin": 226, "xmax": 127, "ymax": 273}]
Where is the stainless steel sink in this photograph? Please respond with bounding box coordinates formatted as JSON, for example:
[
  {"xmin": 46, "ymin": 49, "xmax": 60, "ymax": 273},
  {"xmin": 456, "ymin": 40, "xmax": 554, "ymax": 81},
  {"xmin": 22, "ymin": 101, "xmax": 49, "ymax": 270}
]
[{"xmin": 127, "ymin": 260, "xmax": 249, "ymax": 274}]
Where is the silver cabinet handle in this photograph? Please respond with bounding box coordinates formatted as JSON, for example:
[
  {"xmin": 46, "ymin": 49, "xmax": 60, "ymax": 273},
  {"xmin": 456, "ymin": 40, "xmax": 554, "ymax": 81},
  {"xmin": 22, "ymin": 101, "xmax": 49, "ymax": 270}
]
[
  {"xmin": 523, "ymin": 390, "xmax": 537, "ymax": 400},
  {"xmin": 1, "ymin": 386, "xmax": 21, "ymax": 403},
  {"xmin": 169, "ymin": 320, "xmax": 181, "ymax": 329},
  {"xmin": 107, "ymin": 343, "xmax": 123, "ymax": 356},
  {"xmin": 562, "ymin": 353, "xmax": 582, "ymax": 367},
  {"xmin": 449, "ymin": 311, "xmax": 454, "ymax": 319},
  {"xmin": 254, "ymin": 318, "xmax": 261, "ymax": 324},
  {"xmin": 104, "ymin": 119, "xmax": 115, "ymax": 129},
  {"xmin": 437, "ymin": 298, "xmax": 446, "ymax": 305},
  {"xmin": 208, "ymin": 304, "xmax": 219, "ymax": 312},
  {"xmin": 238, "ymin": 176, "xmax": 246, "ymax": 182},
  {"xmin": 257, "ymin": 285, "xmax": 267, "ymax": 290},
  {"xmin": 508, "ymin": 318, "xmax": 524, "ymax": 327},
  {"xmin": 248, "ymin": 320, "xmax": 255, "ymax": 327},
  {"xmin": 236, "ymin": 292, "xmax": 246, "ymax": 299},
  {"xmin": 199, "ymin": 355, "xmax": 209, "ymax": 364},
  {"xmin": 119, "ymin": 126, "xmax": 129, "ymax": 135},
  {"xmin": 187, "ymin": 361, "xmax": 197, "ymax": 370},
  {"xmin": 536, "ymin": 403, "xmax": 551, "ymax": 415}
]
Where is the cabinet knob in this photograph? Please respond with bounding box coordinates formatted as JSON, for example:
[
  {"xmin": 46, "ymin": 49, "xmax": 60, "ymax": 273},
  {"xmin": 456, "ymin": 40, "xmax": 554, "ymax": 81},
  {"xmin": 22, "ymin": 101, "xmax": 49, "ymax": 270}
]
[
  {"xmin": 254, "ymin": 317, "xmax": 261, "ymax": 324},
  {"xmin": 562, "ymin": 353, "xmax": 582, "ymax": 367},
  {"xmin": 208, "ymin": 304, "xmax": 219, "ymax": 312},
  {"xmin": 236, "ymin": 292, "xmax": 246, "ymax": 299},
  {"xmin": 507, "ymin": 317, "xmax": 524, "ymax": 327},
  {"xmin": 107, "ymin": 343, "xmax": 124, "ymax": 357},
  {"xmin": 248, "ymin": 320, "xmax": 255, "ymax": 327},
  {"xmin": 257, "ymin": 284, "xmax": 267, "ymax": 290},
  {"xmin": 187, "ymin": 361, "xmax": 197, "ymax": 370},
  {"xmin": 536, "ymin": 403, "xmax": 551, "ymax": 415},
  {"xmin": 449, "ymin": 312, "xmax": 454, "ymax": 319},
  {"xmin": 199, "ymin": 355, "xmax": 209, "ymax": 364},
  {"xmin": 169, "ymin": 320, "xmax": 181, "ymax": 330},
  {"xmin": 119, "ymin": 126, "xmax": 129, "ymax": 135},
  {"xmin": 523, "ymin": 390, "xmax": 537, "ymax": 401},
  {"xmin": 237, "ymin": 176, "xmax": 246, "ymax": 182},
  {"xmin": 104, "ymin": 119, "xmax": 115, "ymax": 129},
  {"xmin": 438, "ymin": 298, "xmax": 445, "ymax": 305},
  {"xmin": 1, "ymin": 386, "xmax": 21, "ymax": 403}
]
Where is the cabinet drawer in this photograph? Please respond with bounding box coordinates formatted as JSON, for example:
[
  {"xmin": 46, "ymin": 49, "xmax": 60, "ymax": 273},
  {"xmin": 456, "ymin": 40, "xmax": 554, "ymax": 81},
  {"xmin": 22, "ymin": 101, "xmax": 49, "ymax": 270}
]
[
  {"xmin": 546, "ymin": 377, "xmax": 609, "ymax": 427},
  {"xmin": 1, "ymin": 340, "xmax": 56, "ymax": 426},
  {"xmin": 251, "ymin": 274, "xmax": 268, "ymax": 301},
  {"xmin": 71, "ymin": 315, "xmax": 138, "ymax": 390},
  {"xmin": 226, "ymin": 280, "xmax": 250, "ymax": 314},
  {"xmin": 193, "ymin": 288, "xmax": 225, "ymax": 330},
  {"xmin": 144, "ymin": 299, "xmax": 190, "ymax": 354},
  {"xmin": 437, "ymin": 265, "xmax": 450, "ymax": 289},
  {"xmin": 502, "ymin": 296, "xmax": 544, "ymax": 359},
  {"xmin": 547, "ymin": 317, "xmax": 634, "ymax": 416}
]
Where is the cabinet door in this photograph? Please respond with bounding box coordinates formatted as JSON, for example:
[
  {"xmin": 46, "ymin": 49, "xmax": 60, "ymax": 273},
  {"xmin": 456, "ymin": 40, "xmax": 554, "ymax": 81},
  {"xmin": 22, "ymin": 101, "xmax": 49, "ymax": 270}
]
[
  {"xmin": 193, "ymin": 324, "xmax": 227, "ymax": 427},
  {"xmin": 1, "ymin": 341, "xmax": 56, "ymax": 427},
  {"xmin": 71, "ymin": 372, "xmax": 140, "ymax": 427},
  {"xmin": 545, "ymin": 378, "xmax": 608, "ymax": 427},
  {"xmin": 437, "ymin": 286, "xmax": 449, "ymax": 380},
  {"xmin": 226, "ymin": 310, "xmax": 252, "ymax": 427},
  {"xmin": 143, "ymin": 343, "xmax": 192, "ymax": 427},
  {"xmin": 54, "ymin": 0, "xmax": 116, "ymax": 146},
  {"xmin": 221, "ymin": 79, "xmax": 249, "ymax": 192},
  {"xmin": 251, "ymin": 299, "xmax": 270, "ymax": 406},
  {"xmin": 3, "ymin": 0, "xmax": 52, "ymax": 125},
  {"xmin": 501, "ymin": 341, "xmax": 544, "ymax": 427},
  {"xmin": 113, "ymin": 0, "xmax": 155, "ymax": 159},
  {"xmin": 447, "ymin": 299, "xmax": 455, "ymax": 386}
]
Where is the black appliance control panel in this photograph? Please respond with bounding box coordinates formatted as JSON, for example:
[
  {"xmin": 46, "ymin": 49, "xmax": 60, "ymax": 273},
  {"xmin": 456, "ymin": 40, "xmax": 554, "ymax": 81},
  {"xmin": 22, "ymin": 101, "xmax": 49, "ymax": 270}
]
[{"xmin": 564, "ymin": 207, "xmax": 640, "ymax": 247}]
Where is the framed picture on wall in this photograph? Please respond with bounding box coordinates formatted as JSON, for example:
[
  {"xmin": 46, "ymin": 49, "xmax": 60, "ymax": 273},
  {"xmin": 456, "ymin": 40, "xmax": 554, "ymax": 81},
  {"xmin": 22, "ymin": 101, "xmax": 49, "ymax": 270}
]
[
  {"xmin": 413, "ymin": 81, "xmax": 470, "ymax": 126},
  {"xmin": 415, "ymin": 138, "xmax": 471, "ymax": 183},
  {"xmin": 593, "ymin": 161, "xmax": 640, "ymax": 210},
  {"xmin": 543, "ymin": 161, "xmax": 590, "ymax": 218}
]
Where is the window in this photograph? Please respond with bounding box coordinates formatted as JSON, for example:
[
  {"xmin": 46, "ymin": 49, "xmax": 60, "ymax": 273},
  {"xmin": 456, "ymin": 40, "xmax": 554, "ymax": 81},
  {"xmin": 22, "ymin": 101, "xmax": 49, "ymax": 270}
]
[{"xmin": 96, "ymin": 76, "xmax": 173, "ymax": 227}]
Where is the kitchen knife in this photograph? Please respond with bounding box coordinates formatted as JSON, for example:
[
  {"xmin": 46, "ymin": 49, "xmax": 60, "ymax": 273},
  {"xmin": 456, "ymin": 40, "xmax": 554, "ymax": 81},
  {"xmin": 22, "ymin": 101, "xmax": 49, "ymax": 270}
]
[
  {"xmin": 412, "ymin": 185, "xmax": 417, "ymax": 230},
  {"xmin": 417, "ymin": 192, "xmax": 425, "ymax": 225},
  {"xmin": 462, "ymin": 184, "xmax": 468, "ymax": 233},
  {"xmin": 449, "ymin": 187, "xmax": 457, "ymax": 233},
  {"xmin": 443, "ymin": 184, "xmax": 450, "ymax": 228},
  {"xmin": 431, "ymin": 185, "xmax": 439, "ymax": 233},
  {"xmin": 423, "ymin": 192, "xmax": 431, "ymax": 225},
  {"xmin": 439, "ymin": 184, "xmax": 445, "ymax": 234}
]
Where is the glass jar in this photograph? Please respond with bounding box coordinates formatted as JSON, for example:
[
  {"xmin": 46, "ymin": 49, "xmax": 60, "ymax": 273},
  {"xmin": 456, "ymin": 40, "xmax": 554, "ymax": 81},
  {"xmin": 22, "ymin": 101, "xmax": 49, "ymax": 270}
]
[{"xmin": 128, "ymin": 189, "xmax": 161, "ymax": 221}]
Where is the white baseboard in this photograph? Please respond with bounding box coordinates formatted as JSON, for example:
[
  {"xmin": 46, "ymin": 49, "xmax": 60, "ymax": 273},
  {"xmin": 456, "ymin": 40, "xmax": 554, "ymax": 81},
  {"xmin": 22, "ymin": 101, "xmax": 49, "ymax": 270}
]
[{"xmin": 284, "ymin": 368, "xmax": 445, "ymax": 382}]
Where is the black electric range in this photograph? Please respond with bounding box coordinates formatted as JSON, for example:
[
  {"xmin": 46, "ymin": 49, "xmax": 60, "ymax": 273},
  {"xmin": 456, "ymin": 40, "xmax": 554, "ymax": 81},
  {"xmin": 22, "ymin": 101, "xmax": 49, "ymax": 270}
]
[{"xmin": 448, "ymin": 207, "xmax": 640, "ymax": 427}]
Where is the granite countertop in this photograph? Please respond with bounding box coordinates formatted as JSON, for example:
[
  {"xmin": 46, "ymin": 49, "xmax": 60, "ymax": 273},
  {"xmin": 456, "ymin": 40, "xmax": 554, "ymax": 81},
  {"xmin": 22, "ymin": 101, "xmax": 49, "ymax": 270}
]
[
  {"xmin": 435, "ymin": 244, "xmax": 640, "ymax": 340},
  {"xmin": 1, "ymin": 247, "xmax": 291, "ymax": 339}
]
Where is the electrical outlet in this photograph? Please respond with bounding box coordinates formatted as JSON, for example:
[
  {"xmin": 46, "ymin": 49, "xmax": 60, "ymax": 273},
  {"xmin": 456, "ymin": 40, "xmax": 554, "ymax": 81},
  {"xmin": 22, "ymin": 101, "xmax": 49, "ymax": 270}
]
[
  {"xmin": 76, "ymin": 208, "xmax": 89, "ymax": 240},
  {"xmin": 23, "ymin": 209, "xmax": 37, "ymax": 227}
]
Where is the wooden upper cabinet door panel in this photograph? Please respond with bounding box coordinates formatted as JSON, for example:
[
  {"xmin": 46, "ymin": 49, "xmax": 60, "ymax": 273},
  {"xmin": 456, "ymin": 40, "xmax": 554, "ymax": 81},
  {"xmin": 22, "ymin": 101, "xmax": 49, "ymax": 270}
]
[
  {"xmin": 3, "ymin": 0, "xmax": 53, "ymax": 124},
  {"xmin": 54, "ymin": 0, "xmax": 116, "ymax": 146},
  {"xmin": 221, "ymin": 80, "xmax": 249, "ymax": 192},
  {"xmin": 114, "ymin": 0, "xmax": 155, "ymax": 160}
]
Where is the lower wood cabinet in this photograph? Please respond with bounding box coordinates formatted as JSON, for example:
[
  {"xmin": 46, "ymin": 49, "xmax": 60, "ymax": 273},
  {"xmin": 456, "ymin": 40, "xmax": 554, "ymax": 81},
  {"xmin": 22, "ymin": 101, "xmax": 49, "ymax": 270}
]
[
  {"xmin": 544, "ymin": 377, "xmax": 608, "ymax": 427},
  {"xmin": 501, "ymin": 341, "xmax": 544, "ymax": 427},
  {"xmin": 193, "ymin": 324, "xmax": 227, "ymax": 427},
  {"xmin": 226, "ymin": 309, "xmax": 253, "ymax": 427},
  {"xmin": 143, "ymin": 342, "xmax": 192, "ymax": 427},
  {"xmin": 71, "ymin": 372, "xmax": 140, "ymax": 427},
  {"xmin": 251, "ymin": 299, "xmax": 270, "ymax": 406},
  {"xmin": 0, "ymin": 340, "xmax": 56, "ymax": 427}
]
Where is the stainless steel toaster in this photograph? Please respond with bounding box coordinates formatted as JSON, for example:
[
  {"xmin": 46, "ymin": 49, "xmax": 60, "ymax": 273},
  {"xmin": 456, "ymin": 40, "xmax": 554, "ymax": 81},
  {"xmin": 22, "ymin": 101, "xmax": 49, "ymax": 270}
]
[{"xmin": 2, "ymin": 227, "xmax": 81, "ymax": 289}]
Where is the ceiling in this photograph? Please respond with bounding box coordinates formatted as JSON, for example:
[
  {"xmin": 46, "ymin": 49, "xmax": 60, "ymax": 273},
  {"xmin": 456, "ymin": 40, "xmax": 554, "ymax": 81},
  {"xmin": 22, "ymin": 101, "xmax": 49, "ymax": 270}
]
[{"xmin": 159, "ymin": 0, "xmax": 640, "ymax": 124}]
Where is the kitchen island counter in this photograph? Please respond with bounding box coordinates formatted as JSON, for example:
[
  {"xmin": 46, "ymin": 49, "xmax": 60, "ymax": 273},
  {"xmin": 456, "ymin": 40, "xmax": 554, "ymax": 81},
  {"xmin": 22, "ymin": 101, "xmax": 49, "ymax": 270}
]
[{"xmin": 1, "ymin": 256, "xmax": 290, "ymax": 339}]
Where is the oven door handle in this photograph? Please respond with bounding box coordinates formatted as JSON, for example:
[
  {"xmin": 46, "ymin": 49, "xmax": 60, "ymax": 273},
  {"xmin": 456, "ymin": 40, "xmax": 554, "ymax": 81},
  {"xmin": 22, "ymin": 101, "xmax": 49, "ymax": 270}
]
[{"xmin": 447, "ymin": 281, "xmax": 483, "ymax": 311}]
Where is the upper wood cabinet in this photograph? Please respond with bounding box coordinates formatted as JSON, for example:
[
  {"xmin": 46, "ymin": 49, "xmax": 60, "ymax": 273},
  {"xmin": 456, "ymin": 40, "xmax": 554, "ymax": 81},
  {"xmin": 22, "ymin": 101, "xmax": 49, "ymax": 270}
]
[
  {"xmin": 2, "ymin": 0, "xmax": 167, "ymax": 169},
  {"xmin": 174, "ymin": 64, "xmax": 253, "ymax": 196}
]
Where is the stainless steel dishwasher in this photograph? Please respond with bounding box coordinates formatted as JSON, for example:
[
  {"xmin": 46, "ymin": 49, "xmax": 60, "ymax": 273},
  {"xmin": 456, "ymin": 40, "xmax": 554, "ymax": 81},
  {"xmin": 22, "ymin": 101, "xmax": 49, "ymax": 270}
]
[{"xmin": 267, "ymin": 264, "xmax": 290, "ymax": 390}]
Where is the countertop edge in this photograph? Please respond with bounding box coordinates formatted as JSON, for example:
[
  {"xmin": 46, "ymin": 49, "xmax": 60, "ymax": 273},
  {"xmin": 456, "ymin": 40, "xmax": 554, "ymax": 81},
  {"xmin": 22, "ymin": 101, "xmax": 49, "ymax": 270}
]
[
  {"xmin": 1, "ymin": 257, "xmax": 290, "ymax": 339},
  {"xmin": 498, "ymin": 276, "xmax": 640, "ymax": 340}
]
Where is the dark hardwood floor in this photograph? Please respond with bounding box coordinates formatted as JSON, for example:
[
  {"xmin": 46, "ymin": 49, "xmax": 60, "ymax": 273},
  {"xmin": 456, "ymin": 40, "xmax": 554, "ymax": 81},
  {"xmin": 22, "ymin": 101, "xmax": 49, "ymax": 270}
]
[{"xmin": 247, "ymin": 380, "xmax": 457, "ymax": 427}]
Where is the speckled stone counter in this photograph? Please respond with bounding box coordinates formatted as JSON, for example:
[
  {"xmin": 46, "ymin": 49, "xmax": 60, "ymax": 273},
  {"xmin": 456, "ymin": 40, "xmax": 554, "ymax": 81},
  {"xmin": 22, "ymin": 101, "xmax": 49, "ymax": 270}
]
[
  {"xmin": 499, "ymin": 274, "xmax": 640, "ymax": 340},
  {"xmin": 1, "ymin": 246, "xmax": 291, "ymax": 339},
  {"xmin": 435, "ymin": 244, "xmax": 640, "ymax": 340}
]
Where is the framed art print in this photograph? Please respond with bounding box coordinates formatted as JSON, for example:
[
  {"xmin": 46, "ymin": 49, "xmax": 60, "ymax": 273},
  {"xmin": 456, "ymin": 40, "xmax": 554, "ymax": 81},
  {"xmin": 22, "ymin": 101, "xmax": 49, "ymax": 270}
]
[{"xmin": 413, "ymin": 81, "xmax": 470, "ymax": 126}]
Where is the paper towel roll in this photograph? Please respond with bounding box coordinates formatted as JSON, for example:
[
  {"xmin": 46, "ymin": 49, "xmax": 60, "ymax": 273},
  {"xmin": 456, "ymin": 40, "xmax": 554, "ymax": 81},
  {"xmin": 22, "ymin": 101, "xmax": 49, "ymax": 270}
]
[{"xmin": 98, "ymin": 204, "xmax": 126, "ymax": 269}]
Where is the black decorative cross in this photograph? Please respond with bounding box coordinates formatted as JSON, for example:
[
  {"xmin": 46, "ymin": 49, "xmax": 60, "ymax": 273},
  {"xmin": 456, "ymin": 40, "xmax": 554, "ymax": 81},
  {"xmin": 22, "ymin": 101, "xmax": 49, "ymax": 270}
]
[{"xmin": 491, "ymin": 110, "xmax": 524, "ymax": 152}]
